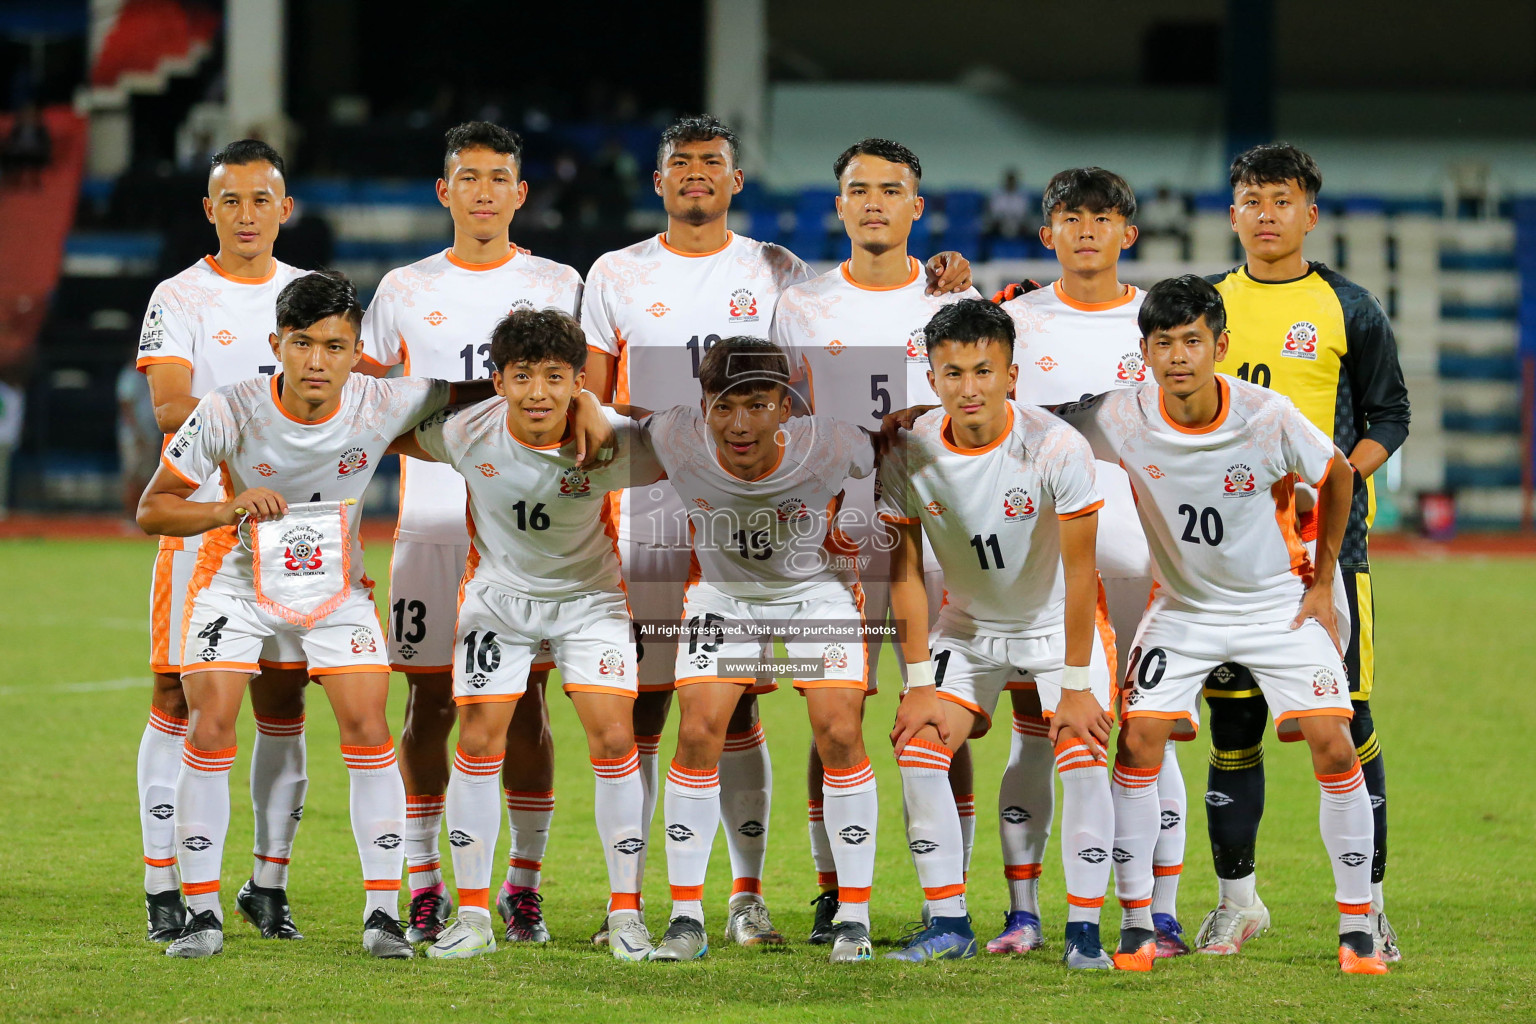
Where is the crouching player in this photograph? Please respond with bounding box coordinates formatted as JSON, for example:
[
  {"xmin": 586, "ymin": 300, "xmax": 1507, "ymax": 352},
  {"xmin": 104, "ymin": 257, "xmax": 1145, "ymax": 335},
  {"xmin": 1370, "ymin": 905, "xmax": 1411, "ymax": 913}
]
[
  {"xmin": 1056, "ymin": 275, "xmax": 1386, "ymax": 974},
  {"xmin": 883, "ymin": 300, "xmax": 1117, "ymax": 966},
  {"xmin": 390, "ymin": 308, "xmax": 663, "ymax": 961}
]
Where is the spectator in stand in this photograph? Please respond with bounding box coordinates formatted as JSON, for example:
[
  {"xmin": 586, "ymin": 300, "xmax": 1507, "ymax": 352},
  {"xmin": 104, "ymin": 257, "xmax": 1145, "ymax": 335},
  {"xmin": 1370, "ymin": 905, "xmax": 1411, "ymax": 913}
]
[
  {"xmin": 986, "ymin": 168, "xmax": 1035, "ymax": 241},
  {"xmin": 1137, "ymin": 186, "xmax": 1190, "ymax": 249}
]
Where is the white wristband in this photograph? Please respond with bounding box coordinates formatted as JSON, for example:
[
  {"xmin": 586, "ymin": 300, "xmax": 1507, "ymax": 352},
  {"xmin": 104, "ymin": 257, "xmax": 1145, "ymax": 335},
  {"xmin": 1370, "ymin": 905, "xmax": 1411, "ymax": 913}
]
[
  {"xmin": 904, "ymin": 660, "xmax": 937, "ymax": 691},
  {"xmin": 1059, "ymin": 665, "xmax": 1092, "ymax": 691}
]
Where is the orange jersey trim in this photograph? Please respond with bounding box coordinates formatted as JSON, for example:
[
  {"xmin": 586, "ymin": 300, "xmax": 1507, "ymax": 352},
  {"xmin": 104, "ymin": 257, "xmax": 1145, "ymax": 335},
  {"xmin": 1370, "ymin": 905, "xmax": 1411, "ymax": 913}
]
[
  {"xmin": 453, "ymin": 693, "xmax": 523, "ymax": 705},
  {"xmin": 839, "ymin": 256, "xmax": 920, "ymax": 292},
  {"xmin": 561, "ymin": 682, "xmax": 638, "ymax": 698},
  {"xmin": 203, "ymin": 254, "xmax": 277, "ymax": 284},
  {"xmin": 1051, "ymin": 279, "xmax": 1138, "ymax": 312},
  {"xmin": 159, "ymin": 454, "xmax": 201, "ymax": 490},
  {"xmin": 940, "ymin": 404, "xmax": 1014, "ymax": 456},
  {"xmin": 268, "ymin": 374, "xmax": 343, "ymax": 426},
  {"xmin": 1058, "ymin": 499, "xmax": 1105, "ymax": 521},
  {"xmin": 137, "ymin": 354, "xmax": 193, "ymax": 373},
  {"xmin": 444, "ymin": 246, "xmax": 517, "ymax": 271},
  {"xmin": 1158, "ymin": 375, "xmax": 1230, "ymax": 435},
  {"xmin": 657, "ymin": 231, "xmax": 733, "ymax": 258},
  {"xmin": 309, "ymin": 664, "xmax": 390, "ymax": 677},
  {"xmin": 179, "ymin": 660, "xmax": 260, "ymax": 676}
]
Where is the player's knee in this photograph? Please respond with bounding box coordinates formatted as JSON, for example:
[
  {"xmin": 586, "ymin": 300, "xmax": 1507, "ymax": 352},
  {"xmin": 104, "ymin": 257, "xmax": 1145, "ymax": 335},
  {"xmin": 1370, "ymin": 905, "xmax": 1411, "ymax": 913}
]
[
  {"xmin": 674, "ymin": 713, "xmax": 725, "ymax": 763},
  {"xmin": 1115, "ymin": 723, "xmax": 1164, "ymax": 769},
  {"xmin": 812, "ymin": 718, "xmax": 864, "ymax": 767},
  {"xmin": 1309, "ymin": 727, "xmax": 1358, "ymax": 776},
  {"xmin": 587, "ymin": 719, "xmax": 635, "ymax": 761}
]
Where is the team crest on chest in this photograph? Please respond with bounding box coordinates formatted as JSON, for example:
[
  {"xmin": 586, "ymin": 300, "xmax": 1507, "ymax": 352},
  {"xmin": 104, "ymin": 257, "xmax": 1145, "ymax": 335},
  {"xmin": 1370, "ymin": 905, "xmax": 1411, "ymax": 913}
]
[
  {"xmin": 1002, "ymin": 487, "xmax": 1037, "ymax": 523},
  {"xmin": 1282, "ymin": 321, "xmax": 1319, "ymax": 360},
  {"xmin": 337, "ymin": 447, "xmax": 369, "ymax": 478},
  {"xmin": 1222, "ymin": 463, "xmax": 1258, "ymax": 497},
  {"xmin": 559, "ymin": 466, "xmax": 592, "ymax": 498},
  {"xmin": 905, "ymin": 328, "xmax": 928, "ymax": 363},
  {"xmin": 776, "ymin": 497, "xmax": 811, "ymax": 522},
  {"xmin": 728, "ymin": 288, "xmax": 759, "ymax": 322},
  {"xmin": 281, "ymin": 525, "xmax": 324, "ymax": 573},
  {"xmin": 598, "ymin": 647, "xmax": 627, "ymax": 677},
  {"xmin": 1115, "ymin": 351, "xmax": 1148, "ymax": 384}
]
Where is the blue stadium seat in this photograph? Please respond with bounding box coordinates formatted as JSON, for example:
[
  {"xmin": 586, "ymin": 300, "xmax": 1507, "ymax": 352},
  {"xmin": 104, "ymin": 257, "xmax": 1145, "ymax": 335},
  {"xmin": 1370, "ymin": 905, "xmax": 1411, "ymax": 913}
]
[
  {"xmin": 940, "ymin": 190, "xmax": 984, "ymax": 259},
  {"xmin": 791, "ymin": 189, "xmax": 836, "ymax": 261}
]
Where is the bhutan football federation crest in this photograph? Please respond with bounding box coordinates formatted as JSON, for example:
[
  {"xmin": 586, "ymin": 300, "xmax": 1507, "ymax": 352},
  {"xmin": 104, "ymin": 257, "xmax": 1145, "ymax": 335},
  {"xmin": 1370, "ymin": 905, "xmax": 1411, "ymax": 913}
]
[
  {"xmin": 559, "ymin": 466, "xmax": 592, "ymax": 498},
  {"xmin": 350, "ymin": 627, "xmax": 378, "ymax": 655},
  {"xmin": 1222, "ymin": 463, "xmax": 1258, "ymax": 497},
  {"xmin": 1115, "ymin": 351, "xmax": 1148, "ymax": 385},
  {"xmin": 598, "ymin": 647, "xmax": 627, "ymax": 678},
  {"xmin": 776, "ymin": 497, "xmax": 811, "ymax": 522},
  {"xmin": 337, "ymin": 447, "xmax": 369, "ymax": 478},
  {"xmin": 1002, "ymin": 486, "xmax": 1037, "ymax": 523},
  {"xmin": 1282, "ymin": 320, "xmax": 1319, "ymax": 360},
  {"xmin": 822, "ymin": 642, "xmax": 849, "ymax": 672},
  {"xmin": 281, "ymin": 525, "xmax": 324, "ymax": 573},
  {"xmin": 728, "ymin": 288, "xmax": 759, "ymax": 322},
  {"xmin": 905, "ymin": 328, "xmax": 928, "ymax": 363}
]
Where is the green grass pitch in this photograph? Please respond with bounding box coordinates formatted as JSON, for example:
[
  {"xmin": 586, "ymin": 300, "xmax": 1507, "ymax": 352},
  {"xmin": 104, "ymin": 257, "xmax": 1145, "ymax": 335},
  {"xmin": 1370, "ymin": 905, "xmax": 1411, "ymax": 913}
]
[{"xmin": 1, "ymin": 538, "xmax": 1531, "ymax": 1023}]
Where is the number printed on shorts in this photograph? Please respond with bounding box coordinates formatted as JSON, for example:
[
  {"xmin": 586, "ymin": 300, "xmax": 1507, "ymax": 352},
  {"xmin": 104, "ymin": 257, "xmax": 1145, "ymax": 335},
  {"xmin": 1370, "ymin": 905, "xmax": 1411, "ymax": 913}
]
[
  {"xmin": 686, "ymin": 612, "xmax": 725, "ymax": 655},
  {"xmin": 933, "ymin": 649, "xmax": 952, "ymax": 687},
  {"xmin": 195, "ymin": 615, "xmax": 228, "ymax": 660},
  {"xmin": 391, "ymin": 599, "xmax": 426, "ymax": 643},
  {"xmin": 462, "ymin": 630, "xmax": 501, "ymax": 675},
  {"xmin": 1125, "ymin": 645, "xmax": 1168, "ymax": 690}
]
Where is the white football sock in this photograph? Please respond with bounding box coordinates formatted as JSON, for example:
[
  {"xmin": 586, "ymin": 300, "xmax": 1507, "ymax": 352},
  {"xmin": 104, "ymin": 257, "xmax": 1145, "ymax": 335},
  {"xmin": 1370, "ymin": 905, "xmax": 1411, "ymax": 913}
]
[
  {"xmin": 593, "ymin": 747, "xmax": 644, "ymax": 913},
  {"xmin": 176, "ymin": 740, "xmax": 237, "ymax": 921},
  {"xmin": 954, "ymin": 791, "xmax": 976, "ymax": 878},
  {"xmin": 719, "ymin": 723, "xmax": 771, "ymax": 900},
  {"xmin": 139, "ymin": 707, "xmax": 186, "ymax": 894},
  {"xmin": 1056, "ymin": 737, "xmax": 1112, "ymax": 925},
  {"xmin": 250, "ymin": 713, "xmax": 307, "ymax": 890},
  {"xmin": 635, "ymin": 733, "xmax": 662, "ymax": 893},
  {"xmin": 898, "ymin": 740, "xmax": 966, "ymax": 918},
  {"xmin": 1111, "ymin": 759, "xmax": 1161, "ymax": 931},
  {"xmin": 822, "ymin": 759, "xmax": 878, "ymax": 927},
  {"xmin": 1317, "ymin": 762, "xmax": 1374, "ymax": 934},
  {"xmin": 404, "ymin": 793, "xmax": 444, "ymax": 894},
  {"xmin": 808, "ymin": 797, "xmax": 837, "ymax": 891},
  {"xmin": 342, "ymin": 740, "xmax": 406, "ymax": 921},
  {"xmin": 503, "ymin": 789, "xmax": 554, "ymax": 890},
  {"xmin": 1151, "ymin": 739, "xmax": 1186, "ymax": 919},
  {"xmin": 664, "ymin": 761, "xmax": 720, "ymax": 924},
  {"xmin": 999, "ymin": 714, "xmax": 1053, "ymax": 914},
  {"xmin": 446, "ymin": 746, "xmax": 504, "ymax": 916}
]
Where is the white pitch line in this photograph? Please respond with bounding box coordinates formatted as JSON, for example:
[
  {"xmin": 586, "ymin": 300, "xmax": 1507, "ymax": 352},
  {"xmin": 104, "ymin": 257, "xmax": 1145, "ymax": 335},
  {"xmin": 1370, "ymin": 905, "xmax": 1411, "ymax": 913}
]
[{"xmin": 0, "ymin": 677, "xmax": 143, "ymax": 697}]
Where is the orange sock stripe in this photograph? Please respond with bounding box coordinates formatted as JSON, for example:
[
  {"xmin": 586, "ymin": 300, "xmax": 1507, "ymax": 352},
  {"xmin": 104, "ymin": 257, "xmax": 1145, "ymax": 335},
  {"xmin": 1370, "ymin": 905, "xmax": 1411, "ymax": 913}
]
[
  {"xmin": 182, "ymin": 741, "xmax": 237, "ymax": 772},
  {"xmin": 458, "ymin": 887, "xmax": 490, "ymax": 910},
  {"xmin": 1152, "ymin": 863, "xmax": 1183, "ymax": 877},
  {"xmin": 897, "ymin": 738, "xmax": 953, "ymax": 771},
  {"xmin": 341, "ymin": 739, "xmax": 396, "ymax": 770},
  {"xmin": 182, "ymin": 880, "xmax": 220, "ymax": 896},
  {"xmin": 731, "ymin": 877, "xmax": 762, "ymax": 896},
  {"xmin": 507, "ymin": 857, "xmax": 542, "ymax": 871},
  {"xmin": 1004, "ymin": 863, "xmax": 1043, "ymax": 881},
  {"xmin": 408, "ymin": 862, "xmax": 441, "ymax": 874},
  {"xmin": 610, "ymin": 892, "xmax": 642, "ymax": 912},
  {"xmin": 1012, "ymin": 713, "xmax": 1050, "ymax": 737},
  {"xmin": 453, "ymin": 747, "xmax": 505, "ymax": 776},
  {"xmin": 504, "ymin": 790, "xmax": 556, "ymax": 810},
  {"xmin": 1112, "ymin": 762, "xmax": 1160, "ymax": 788},
  {"xmin": 807, "ymin": 799, "xmax": 824, "ymax": 821},
  {"xmin": 922, "ymin": 883, "xmax": 966, "ymax": 900},
  {"xmin": 1315, "ymin": 763, "xmax": 1363, "ymax": 785},
  {"xmin": 1338, "ymin": 901, "xmax": 1372, "ymax": 915},
  {"xmin": 838, "ymin": 886, "xmax": 871, "ymax": 904},
  {"xmin": 363, "ymin": 879, "xmax": 402, "ymax": 891},
  {"xmin": 406, "ymin": 794, "xmax": 446, "ymax": 805},
  {"xmin": 666, "ymin": 762, "xmax": 720, "ymax": 788},
  {"xmin": 722, "ymin": 723, "xmax": 767, "ymax": 751},
  {"xmin": 149, "ymin": 707, "xmax": 190, "ymax": 735},
  {"xmin": 1066, "ymin": 894, "xmax": 1106, "ymax": 908},
  {"xmin": 254, "ymin": 854, "xmax": 290, "ymax": 865},
  {"xmin": 144, "ymin": 855, "xmax": 178, "ymax": 868},
  {"xmin": 634, "ymin": 734, "xmax": 662, "ymax": 755},
  {"xmin": 817, "ymin": 871, "xmax": 839, "ymax": 890},
  {"xmin": 254, "ymin": 714, "xmax": 305, "ymax": 736},
  {"xmin": 822, "ymin": 759, "xmax": 875, "ymax": 788},
  {"xmin": 1119, "ymin": 897, "xmax": 1153, "ymax": 909},
  {"xmin": 670, "ymin": 884, "xmax": 704, "ymax": 901},
  {"xmin": 954, "ymin": 793, "xmax": 976, "ymax": 816}
]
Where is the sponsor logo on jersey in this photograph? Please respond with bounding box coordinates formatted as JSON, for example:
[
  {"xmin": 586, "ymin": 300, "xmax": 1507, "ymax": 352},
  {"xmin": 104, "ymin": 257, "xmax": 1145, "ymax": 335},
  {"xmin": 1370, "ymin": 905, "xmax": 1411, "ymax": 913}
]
[
  {"xmin": 281, "ymin": 525, "xmax": 324, "ymax": 573},
  {"xmin": 613, "ymin": 837, "xmax": 645, "ymax": 854},
  {"xmin": 1160, "ymin": 809, "xmax": 1181, "ymax": 830},
  {"xmin": 182, "ymin": 835, "xmax": 213, "ymax": 851},
  {"xmin": 467, "ymin": 671, "xmax": 490, "ymax": 689},
  {"xmin": 150, "ymin": 803, "xmax": 174, "ymax": 820},
  {"xmin": 1000, "ymin": 805, "xmax": 1031, "ymax": 824},
  {"xmin": 423, "ymin": 310, "xmax": 447, "ymax": 326},
  {"xmin": 1143, "ymin": 464, "xmax": 1164, "ymax": 479},
  {"xmin": 1002, "ymin": 487, "xmax": 1037, "ymax": 523},
  {"xmin": 1282, "ymin": 320, "xmax": 1318, "ymax": 360},
  {"xmin": 139, "ymin": 303, "xmax": 166, "ymax": 351},
  {"xmin": 1035, "ymin": 355, "xmax": 1058, "ymax": 372},
  {"xmin": 665, "ymin": 824, "xmax": 695, "ymax": 842},
  {"xmin": 924, "ymin": 500, "xmax": 947, "ymax": 517},
  {"xmin": 1111, "ymin": 847, "xmax": 1134, "ymax": 863},
  {"xmin": 1115, "ymin": 351, "xmax": 1148, "ymax": 384},
  {"xmin": 476, "ymin": 463, "xmax": 499, "ymax": 478},
  {"xmin": 373, "ymin": 833, "xmax": 402, "ymax": 850},
  {"xmin": 693, "ymin": 498, "xmax": 715, "ymax": 511},
  {"xmin": 1338, "ymin": 851, "xmax": 1368, "ymax": 867},
  {"xmin": 822, "ymin": 643, "xmax": 849, "ymax": 671},
  {"xmin": 560, "ymin": 467, "xmax": 592, "ymax": 498},
  {"xmin": 1222, "ymin": 463, "xmax": 1258, "ymax": 497},
  {"xmin": 253, "ymin": 463, "xmax": 276, "ymax": 477},
  {"xmin": 448, "ymin": 829, "xmax": 473, "ymax": 847},
  {"xmin": 646, "ymin": 302, "xmax": 669, "ymax": 318},
  {"xmin": 167, "ymin": 415, "xmax": 201, "ymax": 459},
  {"xmin": 1078, "ymin": 847, "xmax": 1108, "ymax": 864},
  {"xmin": 776, "ymin": 497, "xmax": 811, "ymax": 522},
  {"xmin": 908, "ymin": 839, "xmax": 939, "ymax": 855},
  {"xmin": 728, "ymin": 288, "xmax": 759, "ymax": 321},
  {"xmin": 838, "ymin": 825, "xmax": 871, "ymax": 845},
  {"xmin": 213, "ymin": 329, "xmax": 237, "ymax": 346},
  {"xmin": 905, "ymin": 328, "xmax": 928, "ymax": 363},
  {"xmin": 350, "ymin": 628, "xmax": 378, "ymax": 655},
  {"xmin": 337, "ymin": 447, "xmax": 369, "ymax": 478},
  {"xmin": 598, "ymin": 647, "xmax": 626, "ymax": 677},
  {"xmin": 737, "ymin": 820, "xmax": 766, "ymax": 838},
  {"xmin": 826, "ymin": 338, "xmax": 846, "ymax": 356}
]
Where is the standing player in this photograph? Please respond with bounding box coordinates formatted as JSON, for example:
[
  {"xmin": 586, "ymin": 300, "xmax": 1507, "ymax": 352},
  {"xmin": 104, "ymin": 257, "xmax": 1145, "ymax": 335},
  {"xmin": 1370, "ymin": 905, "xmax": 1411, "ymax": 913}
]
[
  {"xmin": 627, "ymin": 337, "xmax": 881, "ymax": 964},
  {"xmin": 769, "ymin": 138, "xmax": 979, "ymax": 942},
  {"xmin": 995, "ymin": 167, "xmax": 1191, "ymax": 957},
  {"xmin": 389, "ymin": 309, "xmax": 662, "ymax": 961},
  {"xmin": 134, "ymin": 140, "xmax": 310, "ymax": 943},
  {"xmin": 1057, "ymin": 274, "xmax": 1385, "ymax": 974},
  {"xmin": 359, "ymin": 122, "xmax": 583, "ymax": 945},
  {"xmin": 1200, "ymin": 144, "xmax": 1410, "ymax": 959},
  {"xmin": 882, "ymin": 300, "xmax": 1117, "ymax": 967},
  {"xmin": 580, "ymin": 115, "xmax": 972, "ymax": 945},
  {"xmin": 137, "ymin": 272, "xmax": 475, "ymax": 958}
]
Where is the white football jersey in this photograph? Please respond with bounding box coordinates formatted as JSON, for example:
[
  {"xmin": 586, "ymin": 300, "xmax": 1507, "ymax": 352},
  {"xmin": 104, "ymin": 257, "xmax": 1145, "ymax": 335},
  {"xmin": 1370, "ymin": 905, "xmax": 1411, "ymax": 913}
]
[
  {"xmin": 136, "ymin": 256, "xmax": 308, "ymax": 509},
  {"xmin": 641, "ymin": 406, "xmax": 874, "ymax": 601},
  {"xmin": 878, "ymin": 401, "xmax": 1102, "ymax": 638},
  {"xmin": 413, "ymin": 402, "xmax": 661, "ymax": 599},
  {"xmin": 1004, "ymin": 280, "xmax": 1150, "ymax": 579},
  {"xmin": 161, "ymin": 373, "xmax": 449, "ymax": 595},
  {"xmin": 1057, "ymin": 375, "xmax": 1337, "ymax": 623},
  {"xmin": 583, "ymin": 232, "xmax": 816, "ymax": 544},
  {"xmin": 771, "ymin": 258, "xmax": 979, "ymax": 555},
  {"xmin": 362, "ymin": 248, "xmax": 584, "ymax": 544}
]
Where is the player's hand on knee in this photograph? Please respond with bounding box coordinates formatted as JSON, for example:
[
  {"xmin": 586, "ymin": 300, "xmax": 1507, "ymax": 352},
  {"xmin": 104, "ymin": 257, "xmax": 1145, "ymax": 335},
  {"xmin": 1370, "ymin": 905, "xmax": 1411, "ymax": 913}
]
[
  {"xmin": 924, "ymin": 252, "xmax": 973, "ymax": 295},
  {"xmin": 889, "ymin": 686, "xmax": 950, "ymax": 753},
  {"xmin": 1048, "ymin": 689, "xmax": 1111, "ymax": 758},
  {"xmin": 1292, "ymin": 581, "xmax": 1343, "ymax": 655},
  {"xmin": 224, "ymin": 487, "xmax": 287, "ymax": 523}
]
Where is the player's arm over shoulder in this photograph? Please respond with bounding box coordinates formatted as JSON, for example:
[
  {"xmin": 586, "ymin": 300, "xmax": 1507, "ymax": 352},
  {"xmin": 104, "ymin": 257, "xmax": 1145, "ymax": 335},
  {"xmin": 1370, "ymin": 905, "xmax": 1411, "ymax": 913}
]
[
  {"xmin": 1039, "ymin": 415, "xmax": 1103, "ymax": 518},
  {"xmin": 1049, "ymin": 392, "xmax": 1121, "ymax": 462},
  {"xmin": 1323, "ymin": 268, "xmax": 1411, "ymax": 455}
]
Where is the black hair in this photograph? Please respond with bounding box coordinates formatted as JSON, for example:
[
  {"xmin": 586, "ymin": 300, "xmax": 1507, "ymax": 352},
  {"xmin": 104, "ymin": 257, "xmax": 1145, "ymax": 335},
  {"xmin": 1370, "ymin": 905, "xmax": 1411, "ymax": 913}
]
[
  {"xmin": 209, "ymin": 139, "xmax": 285, "ymax": 179},
  {"xmin": 697, "ymin": 336, "xmax": 790, "ymax": 400},
  {"xmin": 1040, "ymin": 166, "xmax": 1137, "ymax": 221},
  {"xmin": 444, "ymin": 121, "xmax": 524, "ymax": 179},
  {"xmin": 833, "ymin": 137, "xmax": 922, "ymax": 183},
  {"xmin": 657, "ymin": 115, "xmax": 739, "ymax": 169},
  {"xmin": 1137, "ymin": 274, "xmax": 1227, "ymax": 339},
  {"xmin": 1229, "ymin": 142, "xmax": 1322, "ymax": 203},
  {"xmin": 489, "ymin": 308, "xmax": 588, "ymax": 375},
  {"xmin": 923, "ymin": 298, "xmax": 1015, "ymax": 364},
  {"xmin": 275, "ymin": 270, "xmax": 363, "ymax": 334}
]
